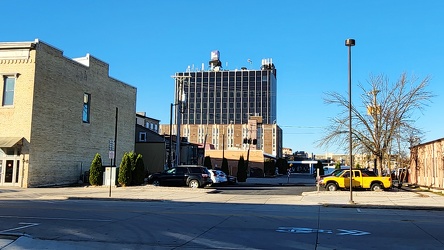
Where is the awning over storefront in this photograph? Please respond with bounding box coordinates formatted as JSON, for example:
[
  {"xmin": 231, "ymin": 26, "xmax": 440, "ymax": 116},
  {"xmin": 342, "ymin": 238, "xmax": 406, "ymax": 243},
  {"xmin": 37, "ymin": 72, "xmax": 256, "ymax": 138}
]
[{"xmin": 0, "ymin": 137, "xmax": 23, "ymax": 147}]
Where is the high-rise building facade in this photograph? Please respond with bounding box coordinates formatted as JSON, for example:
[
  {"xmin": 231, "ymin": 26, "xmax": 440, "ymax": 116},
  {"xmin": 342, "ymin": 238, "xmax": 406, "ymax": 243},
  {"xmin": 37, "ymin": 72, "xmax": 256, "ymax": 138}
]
[
  {"xmin": 175, "ymin": 51, "xmax": 277, "ymax": 125},
  {"xmin": 160, "ymin": 51, "xmax": 282, "ymax": 163}
]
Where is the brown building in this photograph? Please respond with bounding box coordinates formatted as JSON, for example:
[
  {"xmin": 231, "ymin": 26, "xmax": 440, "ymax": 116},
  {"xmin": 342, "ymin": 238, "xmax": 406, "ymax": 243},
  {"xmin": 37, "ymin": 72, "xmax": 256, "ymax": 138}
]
[
  {"xmin": 410, "ymin": 137, "xmax": 444, "ymax": 189},
  {"xmin": 160, "ymin": 120, "xmax": 282, "ymax": 172}
]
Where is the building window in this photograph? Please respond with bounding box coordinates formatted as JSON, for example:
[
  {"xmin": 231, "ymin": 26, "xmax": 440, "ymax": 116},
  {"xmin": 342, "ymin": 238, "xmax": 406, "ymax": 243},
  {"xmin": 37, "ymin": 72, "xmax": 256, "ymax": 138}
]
[
  {"xmin": 2, "ymin": 76, "xmax": 15, "ymax": 106},
  {"xmin": 139, "ymin": 132, "xmax": 147, "ymax": 142},
  {"xmin": 83, "ymin": 93, "xmax": 91, "ymax": 123}
]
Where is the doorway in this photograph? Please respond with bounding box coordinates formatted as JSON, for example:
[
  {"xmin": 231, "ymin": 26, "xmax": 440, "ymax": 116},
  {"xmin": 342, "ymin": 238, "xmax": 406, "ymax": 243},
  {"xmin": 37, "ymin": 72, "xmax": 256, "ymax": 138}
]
[{"xmin": 0, "ymin": 148, "xmax": 21, "ymax": 186}]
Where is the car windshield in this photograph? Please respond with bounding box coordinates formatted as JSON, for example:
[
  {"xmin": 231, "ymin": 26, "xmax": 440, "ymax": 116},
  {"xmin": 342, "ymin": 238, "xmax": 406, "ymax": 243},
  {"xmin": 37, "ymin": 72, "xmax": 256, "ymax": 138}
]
[
  {"xmin": 165, "ymin": 168, "xmax": 176, "ymax": 174},
  {"xmin": 334, "ymin": 170, "xmax": 345, "ymax": 177}
]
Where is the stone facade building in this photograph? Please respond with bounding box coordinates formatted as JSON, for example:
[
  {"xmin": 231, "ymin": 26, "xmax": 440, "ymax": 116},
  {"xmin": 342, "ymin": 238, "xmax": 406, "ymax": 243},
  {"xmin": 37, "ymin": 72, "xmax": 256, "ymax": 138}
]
[{"xmin": 0, "ymin": 39, "xmax": 136, "ymax": 187}]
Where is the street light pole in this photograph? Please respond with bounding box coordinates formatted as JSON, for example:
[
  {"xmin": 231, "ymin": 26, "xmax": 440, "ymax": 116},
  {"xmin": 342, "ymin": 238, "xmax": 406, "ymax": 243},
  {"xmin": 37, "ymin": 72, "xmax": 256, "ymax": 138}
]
[
  {"xmin": 345, "ymin": 38, "xmax": 355, "ymax": 204},
  {"xmin": 168, "ymin": 103, "xmax": 174, "ymax": 169},
  {"xmin": 171, "ymin": 75, "xmax": 191, "ymax": 167}
]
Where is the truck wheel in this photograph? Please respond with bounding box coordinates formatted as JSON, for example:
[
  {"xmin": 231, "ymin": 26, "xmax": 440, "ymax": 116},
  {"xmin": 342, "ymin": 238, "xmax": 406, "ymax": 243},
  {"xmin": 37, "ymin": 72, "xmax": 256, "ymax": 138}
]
[
  {"xmin": 326, "ymin": 183, "xmax": 338, "ymax": 191},
  {"xmin": 371, "ymin": 183, "xmax": 382, "ymax": 191}
]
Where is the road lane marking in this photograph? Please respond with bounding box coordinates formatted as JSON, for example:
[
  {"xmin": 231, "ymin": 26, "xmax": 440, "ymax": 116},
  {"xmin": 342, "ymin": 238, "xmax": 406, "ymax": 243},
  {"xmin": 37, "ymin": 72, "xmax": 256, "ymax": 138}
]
[
  {"xmin": 0, "ymin": 223, "xmax": 39, "ymax": 233},
  {"xmin": 337, "ymin": 229, "xmax": 370, "ymax": 236},
  {"xmin": 0, "ymin": 215, "xmax": 112, "ymax": 222},
  {"xmin": 276, "ymin": 227, "xmax": 332, "ymax": 234},
  {"xmin": 276, "ymin": 227, "xmax": 370, "ymax": 236}
]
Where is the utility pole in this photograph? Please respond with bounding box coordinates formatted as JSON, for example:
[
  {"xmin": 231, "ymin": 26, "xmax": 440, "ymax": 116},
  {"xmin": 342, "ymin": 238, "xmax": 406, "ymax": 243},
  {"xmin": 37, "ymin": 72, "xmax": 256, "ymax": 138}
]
[
  {"xmin": 171, "ymin": 74, "xmax": 191, "ymax": 167},
  {"xmin": 345, "ymin": 38, "xmax": 355, "ymax": 204}
]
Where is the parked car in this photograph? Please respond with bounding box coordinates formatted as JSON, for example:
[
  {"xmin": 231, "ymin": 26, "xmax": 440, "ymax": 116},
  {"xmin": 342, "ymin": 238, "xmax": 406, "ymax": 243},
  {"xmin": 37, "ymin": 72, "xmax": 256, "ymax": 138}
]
[
  {"xmin": 147, "ymin": 166, "xmax": 212, "ymax": 188},
  {"xmin": 227, "ymin": 175, "xmax": 237, "ymax": 184},
  {"xmin": 209, "ymin": 170, "xmax": 228, "ymax": 185}
]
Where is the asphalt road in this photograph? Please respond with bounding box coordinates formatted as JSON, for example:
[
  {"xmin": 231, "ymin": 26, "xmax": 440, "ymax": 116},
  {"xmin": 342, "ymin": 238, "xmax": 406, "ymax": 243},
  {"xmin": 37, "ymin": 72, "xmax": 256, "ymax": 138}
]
[
  {"xmin": 1, "ymin": 196, "xmax": 444, "ymax": 249},
  {"xmin": 211, "ymin": 185, "xmax": 317, "ymax": 196}
]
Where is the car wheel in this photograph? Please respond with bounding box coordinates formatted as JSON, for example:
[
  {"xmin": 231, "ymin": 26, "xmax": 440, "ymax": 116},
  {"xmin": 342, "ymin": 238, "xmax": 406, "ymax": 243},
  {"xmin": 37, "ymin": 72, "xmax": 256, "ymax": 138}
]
[
  {"xmin": 152, "ymin": 179, "xmax": 160, "ymax": 186},
  {"xmin": 326, "ymin": 183, "xmax": 338, "ymax": 191},
  {"xmin": 188, "ymin": 179, "xmax": 200, "ymax": 188},
  {"xmin": 371, "ymin": 183, "xmax": 382, "ymax": 191}
]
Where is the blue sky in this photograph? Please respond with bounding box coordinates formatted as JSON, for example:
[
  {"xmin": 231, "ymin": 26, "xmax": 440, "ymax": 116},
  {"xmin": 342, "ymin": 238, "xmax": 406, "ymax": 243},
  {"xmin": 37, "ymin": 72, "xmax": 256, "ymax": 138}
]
[{"xmin": 3, "ymin": 1, "xmax": 443, "ymax": 155}]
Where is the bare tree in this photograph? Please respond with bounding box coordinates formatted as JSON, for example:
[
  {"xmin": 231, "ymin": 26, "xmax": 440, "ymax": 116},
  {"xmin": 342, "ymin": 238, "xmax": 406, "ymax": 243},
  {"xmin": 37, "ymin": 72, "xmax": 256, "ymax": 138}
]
[{"xmin": 318, "ymin": 73, "xmax": 434, "ymax": 175}]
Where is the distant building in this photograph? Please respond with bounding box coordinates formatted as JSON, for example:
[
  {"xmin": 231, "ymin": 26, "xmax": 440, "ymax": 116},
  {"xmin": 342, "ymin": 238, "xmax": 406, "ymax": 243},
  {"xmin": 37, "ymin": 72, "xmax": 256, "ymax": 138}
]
[
  {"xmin": 282, "ymin": 147, "xmax": 293, "ymax": 157},
  {"xmin": 135, "ymin": 124, "xmax": 165, "ymax": 175},
  {"xmin": 0, "ymin": 39, "xmax": 136, "ymax": 187},
  {"xmin": 136, "ymin": 112, "xmax": 159, "ymax": 134},
  {"xmin": 160, "ymin": 51, "xmax": 282, "ymax": 171}
]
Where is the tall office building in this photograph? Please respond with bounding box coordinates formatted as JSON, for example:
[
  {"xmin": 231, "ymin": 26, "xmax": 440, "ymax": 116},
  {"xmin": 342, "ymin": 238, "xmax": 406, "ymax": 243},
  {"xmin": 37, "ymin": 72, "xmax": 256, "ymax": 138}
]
[
  {"xmin": 176, "ymin": 50, "xmax": 277, "ymax": 125},
  {"xmin": 160, "ymin": 51, "xmax": 282, "ymax": 164}
]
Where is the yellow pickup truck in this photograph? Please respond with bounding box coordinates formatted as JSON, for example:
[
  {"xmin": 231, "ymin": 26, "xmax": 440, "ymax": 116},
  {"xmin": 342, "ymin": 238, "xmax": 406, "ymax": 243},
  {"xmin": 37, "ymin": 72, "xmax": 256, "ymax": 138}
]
[{"xmin": 319, "ymin": 169, "xmax": 392, "ymax": 191}]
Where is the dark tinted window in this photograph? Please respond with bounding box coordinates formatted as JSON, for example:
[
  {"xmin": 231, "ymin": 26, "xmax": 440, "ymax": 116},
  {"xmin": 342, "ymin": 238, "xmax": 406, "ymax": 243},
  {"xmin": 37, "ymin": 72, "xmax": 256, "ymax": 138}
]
[
  {"xmin": 188, "ymin": 167, "xmax": 205, "ymax": 174},
  {"xmin": 176, "ymin": 167, "xmax": 186, "ymax": 174}
]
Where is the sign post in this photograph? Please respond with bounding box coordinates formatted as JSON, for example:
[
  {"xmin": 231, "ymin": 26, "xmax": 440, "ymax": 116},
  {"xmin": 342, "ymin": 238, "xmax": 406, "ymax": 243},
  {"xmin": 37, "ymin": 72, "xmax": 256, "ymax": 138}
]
[{"xmin": 108, "ymin": 139, "xmax": 115, "ymax": 197}]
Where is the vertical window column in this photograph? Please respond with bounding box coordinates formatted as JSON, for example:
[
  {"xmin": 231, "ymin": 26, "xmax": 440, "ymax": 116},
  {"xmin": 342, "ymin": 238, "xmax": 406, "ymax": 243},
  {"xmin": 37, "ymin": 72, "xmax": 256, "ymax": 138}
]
[
  {"xmin": 83, "ymin": 93, "xmax": 91, "ymax": 123},
  {"xmin": 2, "ymin": 76, "xmax": 16, "ymax": 106}
]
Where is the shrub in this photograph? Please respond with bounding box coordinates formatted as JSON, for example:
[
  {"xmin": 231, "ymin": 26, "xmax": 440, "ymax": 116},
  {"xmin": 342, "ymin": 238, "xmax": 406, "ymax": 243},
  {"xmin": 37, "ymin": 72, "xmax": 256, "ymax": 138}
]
[
  {"xmin": 276, "ymin": 158, "xmax": 288, "ymax": 174},
  {"xmin": 335, "ymin": 162, "xmax": 341, "ymax": 170},
  {"xmin": 118, "ymin": 152, "xmax": 132, "ymax": 187},
  {"xmin": 128, "ymin": 152, "xmax": 137, "ymax": 185},
  {"xmin": 264, "ymin": 159, "xmax": 275, "ymax": 176},
  {"xmin": 204, "ymin": 156, "xmax": 212, "ymax": 169},
  {"xmin": 221, "ymin": 157, "xmax": 229, "ymax": 175},
  {"xmin": 237, "ymin": 155, "xmax": 247, "ymax": 182},
  {"xmin": 132, "ymin": 154, "xmax": 145, "ymax": 185},
  {"xmin": 89, "ymin": 153, "xmax": 103, "ymax": 186}
]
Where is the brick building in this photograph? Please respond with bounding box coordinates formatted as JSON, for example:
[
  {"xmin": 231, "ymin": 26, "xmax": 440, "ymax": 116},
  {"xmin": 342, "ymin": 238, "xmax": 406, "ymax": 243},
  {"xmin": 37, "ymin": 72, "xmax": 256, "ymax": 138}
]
[
  {"xmin": 0, "ymin": 39, "xmax": 136, "ymax": 187},
  {"xmin": 410, "ymin": 138, "xmax": 444, "ymax": 189}
]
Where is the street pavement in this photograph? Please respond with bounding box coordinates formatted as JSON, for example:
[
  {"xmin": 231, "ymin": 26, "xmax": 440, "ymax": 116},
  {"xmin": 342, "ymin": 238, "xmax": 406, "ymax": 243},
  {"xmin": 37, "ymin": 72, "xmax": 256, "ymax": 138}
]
[{"xmin": 1, "ymin": 173, "xmax": 444, "ymax": 249}]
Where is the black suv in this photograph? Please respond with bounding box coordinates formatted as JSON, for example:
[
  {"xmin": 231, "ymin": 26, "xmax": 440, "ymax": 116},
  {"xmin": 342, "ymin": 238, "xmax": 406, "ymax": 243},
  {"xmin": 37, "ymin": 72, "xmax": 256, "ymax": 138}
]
[{"xmin": 147, "ymin": 165, "xmax": 212, "ymax": 188}]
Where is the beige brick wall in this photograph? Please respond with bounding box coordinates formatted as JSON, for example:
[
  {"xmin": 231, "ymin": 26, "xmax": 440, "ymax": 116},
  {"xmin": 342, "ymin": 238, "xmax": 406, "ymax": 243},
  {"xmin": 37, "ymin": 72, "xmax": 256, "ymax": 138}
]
[{"xmin": 1, "ymin": 40, "xmax": 136, "ymax": 187}]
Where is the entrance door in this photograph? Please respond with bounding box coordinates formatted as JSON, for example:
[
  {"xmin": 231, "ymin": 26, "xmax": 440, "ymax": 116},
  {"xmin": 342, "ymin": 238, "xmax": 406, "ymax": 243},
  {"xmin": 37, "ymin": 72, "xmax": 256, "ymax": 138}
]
[{"xmin": 0, "ymin": 159, "xmax": 20, "ymax": 186}]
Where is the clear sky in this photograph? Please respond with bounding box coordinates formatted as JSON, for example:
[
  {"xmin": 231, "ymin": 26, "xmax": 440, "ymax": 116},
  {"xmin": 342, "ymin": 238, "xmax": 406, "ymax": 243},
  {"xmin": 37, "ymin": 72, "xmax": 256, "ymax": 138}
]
[{"xmin": 3, "ymin": 1, "xmax": 443, "ymax": 156}]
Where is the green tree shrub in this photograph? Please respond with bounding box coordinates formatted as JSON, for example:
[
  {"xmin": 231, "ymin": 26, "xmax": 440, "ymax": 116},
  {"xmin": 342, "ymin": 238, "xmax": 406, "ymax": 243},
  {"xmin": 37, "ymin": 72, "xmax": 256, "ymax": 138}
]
[
  {"xmin": 264, "ymin": 159, "xmax": 275, "ymax": 176},
  {"xmin": 204, "ymin": 156, "xmax": 212, "ymax": 169},
  {"xmin": 276, "ymin": 158, "xmax": 288, "ymax": 174},
  {"xmin": 221, "ymin": 157, "xmax": 229, "ymax": 175},
  {"xmin": 132, "ymin": 154, "xmax": 145, "ymax": 185},
  {"xmin": 118, "ymin": 152, "xmax": 132, "ymax": 187},
  {"xmin": 335, "ymin": 162, "xmax": 341, "ymax": 170},
  {"xmin": 128, "ymin": 152, "xmax": 137, "ymax": 186},
  {"xmin": 237, "ymin": 155, "xmax": 247, "ymax": 182},
  {"xmin": 89, "ymin": 153, "xmax": 103, "ymax": 186}
]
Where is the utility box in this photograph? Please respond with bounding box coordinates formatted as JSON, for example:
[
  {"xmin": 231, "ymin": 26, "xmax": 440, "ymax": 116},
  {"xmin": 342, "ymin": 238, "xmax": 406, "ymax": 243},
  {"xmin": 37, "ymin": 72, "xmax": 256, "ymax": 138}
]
[{"xmin": 103, "ymin": 166, "xmax": 117, "ymax": 186}]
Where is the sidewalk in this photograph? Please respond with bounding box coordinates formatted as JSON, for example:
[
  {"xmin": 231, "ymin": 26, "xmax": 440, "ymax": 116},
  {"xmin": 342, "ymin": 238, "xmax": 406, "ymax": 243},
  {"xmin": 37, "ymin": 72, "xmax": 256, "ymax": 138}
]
[
  {"xmin": 0, "ymin": 175, "xmax": 443, "ymax": 209},
  {"xmin": 1, "ymin": 176, "xmax": 444, "ymax": 249}
]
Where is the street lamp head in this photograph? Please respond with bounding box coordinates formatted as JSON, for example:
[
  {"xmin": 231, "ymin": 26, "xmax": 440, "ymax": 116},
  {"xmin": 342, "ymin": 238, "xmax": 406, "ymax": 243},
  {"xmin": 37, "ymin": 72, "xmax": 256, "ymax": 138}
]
[{"xmin": 345, "ymin": 38, "xmax": 356, "ymax": 47}]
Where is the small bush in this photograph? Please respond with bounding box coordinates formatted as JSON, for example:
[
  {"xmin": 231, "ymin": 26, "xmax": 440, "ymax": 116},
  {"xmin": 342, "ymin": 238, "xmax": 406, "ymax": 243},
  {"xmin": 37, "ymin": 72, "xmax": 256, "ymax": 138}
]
[
  {"xmin": 204, "ymin": 156, "xmax": 212, "ymax": 169},
  {"xmin": 89, "ymin": 153, "xmax": 103, "ymax": 186},
  {"xmin": 132, "ymin": 154, "xmax": 145, "ymax": 185},
  {"xmin": 118, "ymin": 152, "xmax": 132, "ymax": 187},
  {"xmin": 221, "ymin": 158, "xmax": 229, "ymax": 175},
  {"xmin": 264, "ymin": 160, "xmax": 275, "ymax": 176},
  {"xmin": 237, "ymin": 155, "xmax": 247, "ymax": 182}
]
